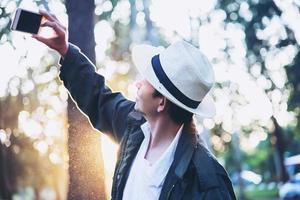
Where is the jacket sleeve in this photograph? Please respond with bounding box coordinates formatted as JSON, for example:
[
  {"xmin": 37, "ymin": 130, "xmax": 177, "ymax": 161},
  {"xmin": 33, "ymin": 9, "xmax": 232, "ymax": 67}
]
[{"xmin": 59, "ymin": 43, "xmax": 135, "ymax": 143}]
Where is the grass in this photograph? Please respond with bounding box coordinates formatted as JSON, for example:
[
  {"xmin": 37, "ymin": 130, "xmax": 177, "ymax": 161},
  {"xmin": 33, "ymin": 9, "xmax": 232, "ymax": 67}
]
[{"xmin": 234, "ymin": 185, "xmax": 279, "ymax": 200}]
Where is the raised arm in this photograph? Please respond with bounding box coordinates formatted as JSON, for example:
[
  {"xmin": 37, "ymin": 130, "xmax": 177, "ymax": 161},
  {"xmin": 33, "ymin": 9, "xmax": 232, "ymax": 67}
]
[{"xmin": 33, "ymin": 10, "xmax": 135, "ymax": 143}]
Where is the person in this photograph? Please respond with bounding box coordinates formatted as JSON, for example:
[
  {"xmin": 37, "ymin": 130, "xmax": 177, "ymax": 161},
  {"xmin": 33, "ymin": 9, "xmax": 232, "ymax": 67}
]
[{"xmin": 33, "ymin": 10, "xmax": 236, "ymax": 200}]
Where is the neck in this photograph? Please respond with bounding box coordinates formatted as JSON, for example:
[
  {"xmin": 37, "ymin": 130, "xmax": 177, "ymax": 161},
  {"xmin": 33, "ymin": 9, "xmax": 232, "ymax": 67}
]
[{"xmin": 146, "ymin": 115, "xmax": 182, "ymax": 149}]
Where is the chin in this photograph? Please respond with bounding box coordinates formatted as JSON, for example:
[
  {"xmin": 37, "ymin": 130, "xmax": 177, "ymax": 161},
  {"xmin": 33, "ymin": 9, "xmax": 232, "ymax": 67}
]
[
  {"xmin": 134, "ymin": 104, "xmax": 140, "ymax": 111},
  {"xmin": 134, "ymin": 104, "xmax": 145, "ymax": 115}
]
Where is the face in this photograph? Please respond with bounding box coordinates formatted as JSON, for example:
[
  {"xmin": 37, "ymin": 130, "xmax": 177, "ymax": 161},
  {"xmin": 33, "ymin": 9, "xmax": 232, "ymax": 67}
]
[{"xmin": 134, "ymin": 79, "xmax": 162, "ymax": 116}]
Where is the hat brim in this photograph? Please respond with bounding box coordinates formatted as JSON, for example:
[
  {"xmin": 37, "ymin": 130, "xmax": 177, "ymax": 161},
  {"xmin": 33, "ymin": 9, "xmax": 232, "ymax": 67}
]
[{"xmin": 131, "ymin": 44, "xmax": 216, "ymax": 118}]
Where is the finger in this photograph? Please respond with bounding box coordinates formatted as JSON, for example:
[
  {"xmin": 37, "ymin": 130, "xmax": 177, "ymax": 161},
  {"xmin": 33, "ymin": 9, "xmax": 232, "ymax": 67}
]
[
  {"xmin": 39, "ymin": 9, "xmax": 57, "ymax": 22},
  {"xmin": 32, "ymin": 34, "xmax": 52, "ymax": 46},
  {"xmin": 41, "ymin": 17, "xmax": 65, "ymax": 31},
  {"xmin": 41, "ymin": 21, "xmax": 65, "ymax": 36},
  {"xmin": 50, "ymin": 13, "xmax": 59, "ymax": 21}
]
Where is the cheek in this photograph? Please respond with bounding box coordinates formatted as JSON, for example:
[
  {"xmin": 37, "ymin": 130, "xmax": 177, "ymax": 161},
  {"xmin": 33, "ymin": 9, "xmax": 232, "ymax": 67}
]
[
  {"xmin": 139, "ymin": 93, "xmax": 151, "ymax": 105},
  {"xmin": 138, "ymin": 91, "xmax": 156, "ymax": 109},
  {"xmin": 138, "ymin": 87, "xmax": 153, "ymax": 100}
]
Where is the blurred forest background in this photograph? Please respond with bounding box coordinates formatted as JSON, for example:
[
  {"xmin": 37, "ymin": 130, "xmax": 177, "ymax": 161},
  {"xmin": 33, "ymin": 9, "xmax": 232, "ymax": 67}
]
[{"xmin": 0, "ymin": 0, "xmax": 300, "ymax": 199}]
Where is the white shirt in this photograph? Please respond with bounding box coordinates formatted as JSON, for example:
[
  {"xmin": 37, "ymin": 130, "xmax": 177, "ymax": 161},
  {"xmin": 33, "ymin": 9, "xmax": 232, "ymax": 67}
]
[{"xmin": 122, "ymin": 122, "xmax": 183, "ymax": 200}]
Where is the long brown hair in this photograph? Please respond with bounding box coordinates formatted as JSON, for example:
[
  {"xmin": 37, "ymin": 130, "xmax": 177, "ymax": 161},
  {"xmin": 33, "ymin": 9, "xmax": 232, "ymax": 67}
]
[{"xmin": 153, "ymin": 89, "xmax": 197, "ymax": 134}]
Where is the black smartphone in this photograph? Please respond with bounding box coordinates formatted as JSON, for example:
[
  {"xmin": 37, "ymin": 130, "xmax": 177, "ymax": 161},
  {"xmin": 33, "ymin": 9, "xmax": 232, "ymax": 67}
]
[{"xmin": 10, "ymin": 8, "xmax": 43, "ymax": 34}]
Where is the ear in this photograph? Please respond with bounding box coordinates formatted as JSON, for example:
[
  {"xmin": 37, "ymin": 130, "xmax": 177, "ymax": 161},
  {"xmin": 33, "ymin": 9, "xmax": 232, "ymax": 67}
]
[{"xmin": 157, "ymin": 97, "xmax": 168, "ymax": 112}]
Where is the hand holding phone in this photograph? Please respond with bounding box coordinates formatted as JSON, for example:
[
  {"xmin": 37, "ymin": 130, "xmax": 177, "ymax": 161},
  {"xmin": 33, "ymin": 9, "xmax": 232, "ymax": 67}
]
[
  {"xmin": 11, "ymin": 8, "xmax": 69, "ymax": 57},
  {"xmin": 11, "ymin": 8, "xmax": 43, "ymax": 34}
]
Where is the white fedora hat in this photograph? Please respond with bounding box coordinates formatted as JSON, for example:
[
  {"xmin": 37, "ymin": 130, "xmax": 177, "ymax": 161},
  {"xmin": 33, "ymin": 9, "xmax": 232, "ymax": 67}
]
[{"xmin": 131, "ymin": 40, "xmax": 216, "ymax": 118}]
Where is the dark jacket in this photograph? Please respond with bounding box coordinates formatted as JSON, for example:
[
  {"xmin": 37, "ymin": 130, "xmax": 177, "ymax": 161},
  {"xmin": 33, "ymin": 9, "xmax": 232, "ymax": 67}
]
[{"xmin": 59, "ymin": 44, "xmax": 237, "ymax": 200}]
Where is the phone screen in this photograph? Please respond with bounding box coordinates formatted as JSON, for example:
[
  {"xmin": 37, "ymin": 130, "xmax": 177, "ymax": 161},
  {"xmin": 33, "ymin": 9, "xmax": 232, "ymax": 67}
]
[{"xmin": 16, "ymin": 10, "xmax": 42, "ymax": 34}]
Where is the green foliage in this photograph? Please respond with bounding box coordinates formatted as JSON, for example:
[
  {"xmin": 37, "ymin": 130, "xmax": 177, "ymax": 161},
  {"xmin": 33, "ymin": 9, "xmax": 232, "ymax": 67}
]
[
  {"xmin": 211, "ymin": 0, "xmax": 300, "ymax": 184},
  {"xmin": 244, "ymin": 186, "xmax": 278, "ymax": 200},
  {"xmin": 234, "ymin": 185, "xmax": 279, "ymax": 200},
  {"xmin": 286, "ymin": 53, "xmax": 300, "ymax": 131}
]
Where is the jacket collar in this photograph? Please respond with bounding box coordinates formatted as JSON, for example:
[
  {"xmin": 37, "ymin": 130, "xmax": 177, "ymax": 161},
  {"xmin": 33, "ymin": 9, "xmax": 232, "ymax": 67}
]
[
  {"xmin": 127, "ymin": 111, "xmax": 221, "ymax": 190},
  {"xmin": 172, "ymin": 127, "xmax": 220, "ymax": 190}
]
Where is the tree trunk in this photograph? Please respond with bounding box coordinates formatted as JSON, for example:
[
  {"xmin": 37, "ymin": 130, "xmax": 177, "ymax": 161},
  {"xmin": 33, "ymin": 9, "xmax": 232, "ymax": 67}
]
[
  {"xmin": 143, "ymin": 0, "xmax": 159, "ymax": 45},
  {"xmin": 0, "ymin": 98, "xmax": 12, "ymax": 200},
  {"xmin": 271, "ymin": 116, "xmax": 289, "ymax": 182},
  {"xmin": 232, "ymin": 132, "xmax": 245, "ymax": 200},
  {"xmin": 0, "ymin": 144, "xmax": 12, "ymax": 200},
  {"xmin": 65, "ymin": 1, "xmax": 106, "ymax": 199}
]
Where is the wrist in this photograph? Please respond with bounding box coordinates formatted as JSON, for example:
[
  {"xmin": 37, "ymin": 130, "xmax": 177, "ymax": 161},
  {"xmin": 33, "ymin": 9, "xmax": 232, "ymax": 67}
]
[{"xmin": 60, "ymin": 43, "xmax": 69, "ymax": 58}]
